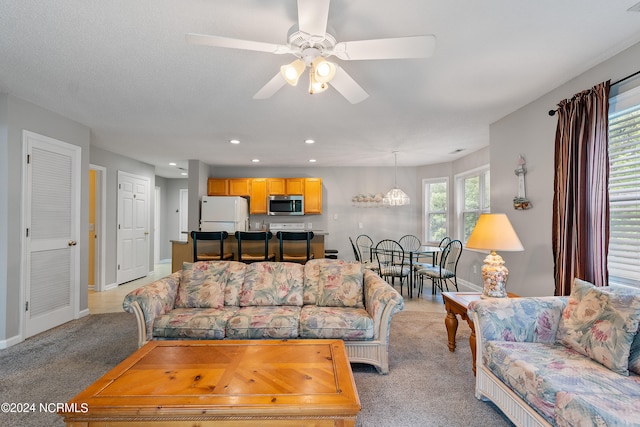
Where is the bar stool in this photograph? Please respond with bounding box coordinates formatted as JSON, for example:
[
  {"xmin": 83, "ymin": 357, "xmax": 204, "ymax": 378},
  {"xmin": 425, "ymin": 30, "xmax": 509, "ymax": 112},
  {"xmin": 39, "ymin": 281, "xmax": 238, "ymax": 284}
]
[
  {"xmin": 235, "ymin": 231, "xmax": 276, "ymax": 263},
  {"xmin": 276, "ymin": 231, "xmax": 314, "ymax": 264},
  {"xmin": 191, "ymin": 231, "xmax": 233, "ymax": 261}
]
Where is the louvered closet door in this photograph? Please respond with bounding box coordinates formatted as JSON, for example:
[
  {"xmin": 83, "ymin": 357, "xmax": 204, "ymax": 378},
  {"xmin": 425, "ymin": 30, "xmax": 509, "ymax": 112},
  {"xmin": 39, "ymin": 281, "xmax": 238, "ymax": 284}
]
[{"xmin": 24, "ymin": 131, "xmax": 80, "ymax": 338}]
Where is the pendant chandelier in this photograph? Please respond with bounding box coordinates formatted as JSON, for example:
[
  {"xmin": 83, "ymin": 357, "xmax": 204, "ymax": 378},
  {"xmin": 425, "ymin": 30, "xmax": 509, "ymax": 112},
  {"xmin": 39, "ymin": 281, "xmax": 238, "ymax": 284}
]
[{"xmin": 383, "ymin": 151, "xmax": 410, "ymax": 206}]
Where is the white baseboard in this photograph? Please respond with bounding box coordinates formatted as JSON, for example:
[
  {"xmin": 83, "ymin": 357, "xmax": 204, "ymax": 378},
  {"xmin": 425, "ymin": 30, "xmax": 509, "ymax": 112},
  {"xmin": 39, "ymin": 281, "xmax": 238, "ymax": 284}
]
[
  {"xmin": 78, "ymin": 308, "xmax": 90, "ymax": 318},
  {"xmin": 0, "ymin": 334, "xmax": 23, "ymax": 349},
  {"xmin": 103, "ymin": 282, "xmax": 118, "ymax": 291}
]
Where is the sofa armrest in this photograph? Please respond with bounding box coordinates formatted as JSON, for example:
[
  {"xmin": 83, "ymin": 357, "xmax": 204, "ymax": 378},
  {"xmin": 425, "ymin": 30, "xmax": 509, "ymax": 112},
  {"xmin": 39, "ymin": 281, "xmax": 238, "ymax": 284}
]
[
  {"xmin": 363, "ymin": 269, "xmax": 404, "ymax": 339},
  {"xmin": 469, "ymin": 296, "xmax": 568, "ymax": 344},
  {"xmin": 122, "ymin": 271, "xmax": 181, "ymax": 346}
]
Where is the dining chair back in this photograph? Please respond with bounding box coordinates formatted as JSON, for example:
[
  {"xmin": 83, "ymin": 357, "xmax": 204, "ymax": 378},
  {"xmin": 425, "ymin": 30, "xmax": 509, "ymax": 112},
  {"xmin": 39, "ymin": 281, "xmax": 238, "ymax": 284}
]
[
  {"xmin": 417, "ymin": 239, "xmax": 462, "ymax": 295},
  {"xmin": 234, "ymin": 231, "xmax": 276, "ymax": 263},
  {"xmin": 356, "ymin": 234, "xmax": 375, "ymax": 262},
  {"xmin": 190, "ymin": 231, "xmax": 233, "ymax": 261},
  {"xmin": 374, "ymin": 239, "xmax": 411, "ymax": 295},
  {"xmin": 349, "ymin": 237, "xmax": 361, "ymax": 262},
  {"xmin": 398, "ymin": 234, "xmax": 421, "ymax": 252},
  {"xmin": 276, "ymin": 231, "xmax": 314, "ymax": 263}
]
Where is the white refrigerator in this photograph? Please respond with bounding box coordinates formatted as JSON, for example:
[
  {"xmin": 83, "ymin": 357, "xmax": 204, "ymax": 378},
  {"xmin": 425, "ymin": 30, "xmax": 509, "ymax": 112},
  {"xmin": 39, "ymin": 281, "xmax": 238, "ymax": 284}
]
[{"xmin": 200, "ymin": 196, "xmax": 249, "ymax": 233}]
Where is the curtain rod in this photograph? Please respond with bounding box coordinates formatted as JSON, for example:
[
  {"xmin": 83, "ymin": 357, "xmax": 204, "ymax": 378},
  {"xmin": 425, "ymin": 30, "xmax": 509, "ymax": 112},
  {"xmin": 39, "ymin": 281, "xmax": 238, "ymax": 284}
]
[{"xmin": 548, "ymin": 69, "xmax": 640, "ymax": 116}]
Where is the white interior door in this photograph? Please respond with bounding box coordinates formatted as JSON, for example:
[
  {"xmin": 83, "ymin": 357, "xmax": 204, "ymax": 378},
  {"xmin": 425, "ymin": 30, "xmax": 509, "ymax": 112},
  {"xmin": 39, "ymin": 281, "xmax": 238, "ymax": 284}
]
[
  {"xmin": 22, "ymin": 131, "xmax": 80, "ymax": 338},
  {"xmin": 154, "ymin": 186, "xmax": 161, "ymax": 264},
  {"xmin": 117, "ymin": 171, "xmax": 150, "ymax": 284}
]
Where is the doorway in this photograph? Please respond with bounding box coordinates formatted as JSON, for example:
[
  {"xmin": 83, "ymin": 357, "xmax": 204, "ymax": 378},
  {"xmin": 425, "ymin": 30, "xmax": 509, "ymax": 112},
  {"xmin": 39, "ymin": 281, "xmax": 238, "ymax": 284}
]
[{"xmin": 89, "ymin": 165, "xmax": 106, "ymax": 291}]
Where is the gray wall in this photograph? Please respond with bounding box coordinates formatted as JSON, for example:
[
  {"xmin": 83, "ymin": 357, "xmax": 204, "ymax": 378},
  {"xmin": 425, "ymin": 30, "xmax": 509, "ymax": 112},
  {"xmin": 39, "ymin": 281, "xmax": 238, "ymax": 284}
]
[
  {"xmin": 488, "ymin": 41, "xmax": 640, "ymax": 297},
  {"xmin": 89, "ymin": 146, "xmax": 156, "ymax": 287},
  {"xmin": 0, "ymin": 94, "xmax": 91, "ymax": 343}
]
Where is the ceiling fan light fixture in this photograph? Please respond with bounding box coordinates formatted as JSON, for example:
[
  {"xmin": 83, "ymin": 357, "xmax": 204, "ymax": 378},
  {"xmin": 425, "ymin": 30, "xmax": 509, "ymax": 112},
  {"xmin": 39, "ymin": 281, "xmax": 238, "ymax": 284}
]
[
  {"xmin": 308, "ymin": 68, "xmax": 329, "ymax": 95},
  {"xmin": 280, "ymin": 59, "xmax": 306, "ymax": 86},
  {"xmin": 311, "ymin": 57, "xmax": 336, "ymax": 83}
]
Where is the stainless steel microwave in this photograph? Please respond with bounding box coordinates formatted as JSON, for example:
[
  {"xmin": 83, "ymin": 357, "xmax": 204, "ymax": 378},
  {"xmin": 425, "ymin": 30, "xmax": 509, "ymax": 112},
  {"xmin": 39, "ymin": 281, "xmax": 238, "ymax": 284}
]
[{"xmin": 268, "ymin": 195, "xmax": 304, "ymax": 216}]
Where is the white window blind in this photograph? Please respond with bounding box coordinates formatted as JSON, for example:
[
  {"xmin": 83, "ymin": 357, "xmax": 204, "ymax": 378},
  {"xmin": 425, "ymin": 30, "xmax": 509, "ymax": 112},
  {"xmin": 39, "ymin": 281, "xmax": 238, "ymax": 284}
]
[{"xmin": 608, "ymin": 88, "xmax": 640, "ymax": 288}]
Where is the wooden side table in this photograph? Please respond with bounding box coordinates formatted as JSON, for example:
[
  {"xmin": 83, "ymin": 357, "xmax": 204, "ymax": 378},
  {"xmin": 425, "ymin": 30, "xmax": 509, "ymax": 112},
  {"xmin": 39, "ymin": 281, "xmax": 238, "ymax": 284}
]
[{"xmin": 442, "ymin": 292, "xmax": 517, "ymax": 376}]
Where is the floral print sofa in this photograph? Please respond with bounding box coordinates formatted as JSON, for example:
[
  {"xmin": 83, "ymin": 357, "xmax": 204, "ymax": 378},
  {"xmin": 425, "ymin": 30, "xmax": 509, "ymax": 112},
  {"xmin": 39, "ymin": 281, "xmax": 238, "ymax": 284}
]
[
  {"xmin": 469, "ymin": 279, "xmax": 640, "ymax": 426},
  {"xmin": 123, "ymin": 258, "xmax": 404, "ymax": 374}
]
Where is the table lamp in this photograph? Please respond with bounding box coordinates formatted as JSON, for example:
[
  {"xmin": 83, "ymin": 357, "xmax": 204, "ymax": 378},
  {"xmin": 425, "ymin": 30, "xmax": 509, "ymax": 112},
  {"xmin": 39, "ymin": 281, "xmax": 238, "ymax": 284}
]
[{"xmin": 465, "ymin": 213, "xmax": 524, "ymax": 298}]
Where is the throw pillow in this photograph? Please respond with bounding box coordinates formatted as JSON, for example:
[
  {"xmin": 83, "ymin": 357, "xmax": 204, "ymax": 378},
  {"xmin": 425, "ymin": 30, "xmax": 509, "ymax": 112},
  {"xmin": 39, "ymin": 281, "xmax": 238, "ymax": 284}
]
[
  {"xmin": 317, "ymin": 263, "xmax": 364, "ymax": 308},
  {"xmin": 556, "ymin": 278, "xmax": 640, "ymax": 375},
  {"xmin": 175, "ymin": 261, "xmax": 228, "ymax": 309}
]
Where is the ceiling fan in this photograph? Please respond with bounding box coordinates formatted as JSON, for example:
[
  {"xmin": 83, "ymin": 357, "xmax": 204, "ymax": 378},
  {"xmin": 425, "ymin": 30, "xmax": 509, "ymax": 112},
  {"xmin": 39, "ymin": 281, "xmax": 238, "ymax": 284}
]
[{"xmin": 186, "ymin": 0, "xmax": 436, "ymax": 104}]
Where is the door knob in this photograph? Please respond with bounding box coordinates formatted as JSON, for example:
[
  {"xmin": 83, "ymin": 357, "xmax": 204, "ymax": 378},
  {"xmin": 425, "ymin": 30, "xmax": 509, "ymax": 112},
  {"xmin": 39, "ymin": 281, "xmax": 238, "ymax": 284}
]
[{"xmin": 68, "ymin": 240, "xmax": 77, "ymax": 246}]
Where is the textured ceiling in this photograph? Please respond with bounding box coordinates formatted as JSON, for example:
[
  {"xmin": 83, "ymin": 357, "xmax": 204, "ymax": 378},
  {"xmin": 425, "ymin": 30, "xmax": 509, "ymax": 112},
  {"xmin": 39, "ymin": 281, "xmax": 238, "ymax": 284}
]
[{"xmin": 1, "ymin": 0, "xmax": 640, "ymax": 178}]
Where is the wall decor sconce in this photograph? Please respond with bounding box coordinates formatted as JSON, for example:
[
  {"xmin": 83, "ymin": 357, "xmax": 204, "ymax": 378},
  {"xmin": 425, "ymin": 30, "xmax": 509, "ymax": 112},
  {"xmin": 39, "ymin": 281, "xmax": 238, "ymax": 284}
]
[{"xmin": 513, "ymin": 155, "xmax": 532, "ymax": 210}]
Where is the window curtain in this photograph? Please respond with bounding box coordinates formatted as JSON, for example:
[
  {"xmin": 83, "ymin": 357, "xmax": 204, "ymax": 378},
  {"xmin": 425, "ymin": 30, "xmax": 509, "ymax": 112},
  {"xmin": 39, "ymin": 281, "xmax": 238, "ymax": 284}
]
[{"xmin": 552, "ymin": 81, "xmax": 610, "ymax": 296}]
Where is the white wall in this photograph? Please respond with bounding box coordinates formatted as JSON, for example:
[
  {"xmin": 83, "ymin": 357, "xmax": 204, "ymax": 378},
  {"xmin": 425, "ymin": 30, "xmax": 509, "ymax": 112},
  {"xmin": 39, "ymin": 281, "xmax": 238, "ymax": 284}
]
[{"xmin": 489, "ymin": 41, "xmax": 640, "ymax": 297}]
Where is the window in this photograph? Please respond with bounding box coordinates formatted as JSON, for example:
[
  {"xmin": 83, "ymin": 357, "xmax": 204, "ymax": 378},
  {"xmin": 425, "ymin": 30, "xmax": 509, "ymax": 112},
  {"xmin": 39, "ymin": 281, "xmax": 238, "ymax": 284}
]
[
  {"xmin": 456, "ymin": 166, "xmax": 490, "ymax": 243},
  {"xmin": 608, "ymin": 86, "xmax": 640, "ymax": 288},
  {"xmin": 423, "ymin": 178, "xmax": 448, "ymax": 243}
]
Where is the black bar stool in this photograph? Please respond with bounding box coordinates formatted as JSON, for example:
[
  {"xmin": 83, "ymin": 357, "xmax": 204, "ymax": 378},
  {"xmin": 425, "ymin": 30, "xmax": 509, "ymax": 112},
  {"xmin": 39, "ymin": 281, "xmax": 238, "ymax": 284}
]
[
  {"xmin": 191, "ymin": 231, "xmax": 233, "ymax": 261},
  {"xmin": 235, "ymin": 231, "xmax": 276, "ymax": 263},
  {"xmin": 276, "ymin": 231, "xmax": 314, "ymax": 264}
]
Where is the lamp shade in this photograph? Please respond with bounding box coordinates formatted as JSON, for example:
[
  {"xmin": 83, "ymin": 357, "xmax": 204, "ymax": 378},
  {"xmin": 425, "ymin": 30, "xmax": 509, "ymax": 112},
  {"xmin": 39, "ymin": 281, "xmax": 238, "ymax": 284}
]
[
  {"xmin": 465, "ymin": 213, "xmax": 524, "ymax": 252},
  {"xmin": 280, "ymin": 59, "xmax": 306, "ymax": 86}
]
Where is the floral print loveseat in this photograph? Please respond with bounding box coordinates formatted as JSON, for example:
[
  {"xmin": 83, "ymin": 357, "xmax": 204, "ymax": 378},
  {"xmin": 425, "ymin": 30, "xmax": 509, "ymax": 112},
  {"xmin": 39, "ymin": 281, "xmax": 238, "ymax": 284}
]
[
  {"xmin": 123, "ymin": 258, "xmax": 404, "ymax": 374},
  {"xmin": 469, "ymin": 279, "xmax": 640, "ymax": 426}
]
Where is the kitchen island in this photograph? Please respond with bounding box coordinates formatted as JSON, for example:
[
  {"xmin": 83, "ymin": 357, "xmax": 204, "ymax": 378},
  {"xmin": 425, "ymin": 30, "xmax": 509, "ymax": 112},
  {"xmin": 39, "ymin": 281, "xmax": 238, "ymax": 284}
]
[{"xmin": 171, "ymin": 231, "xmax": 326, "ymax": 271}]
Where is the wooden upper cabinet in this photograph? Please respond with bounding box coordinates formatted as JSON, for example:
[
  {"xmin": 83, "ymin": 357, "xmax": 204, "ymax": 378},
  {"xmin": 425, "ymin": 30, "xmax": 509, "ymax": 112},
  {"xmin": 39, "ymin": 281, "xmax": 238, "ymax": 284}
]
[
  {"xmin": 249, "ymin": 178, "xmax": 267, "ymax": 214},
  {"xmin": 285, "ymin": 178, "xmax": 304, "ymax": 195},
  {"xmin": 304, "ymin": 178, "xmax": 322, "ymax": 214},
  {"xmin": 228, "ymin": 178, "xmax": 251, "ymax": 196},
  {"xmin": 207, "ymin": 178, "xmax": 228, "ymax": 196},
  {"xmin": 267, "ymin": 178, "xmax": 286, "ymax": 195}
]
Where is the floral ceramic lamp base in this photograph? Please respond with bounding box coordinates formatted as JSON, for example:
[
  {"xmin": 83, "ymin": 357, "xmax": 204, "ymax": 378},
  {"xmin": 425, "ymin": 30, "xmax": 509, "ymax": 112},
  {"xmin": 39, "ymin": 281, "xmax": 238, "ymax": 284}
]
[{"xmin": 481, "ymin": 251, "xmax": 509, "ymax": 298}]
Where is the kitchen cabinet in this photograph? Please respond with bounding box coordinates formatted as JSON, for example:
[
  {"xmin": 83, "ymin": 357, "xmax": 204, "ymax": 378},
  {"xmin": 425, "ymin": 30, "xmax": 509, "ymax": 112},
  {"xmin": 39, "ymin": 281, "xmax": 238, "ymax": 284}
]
[
  {"xmin": 249, "ymin": 178, "xmax": 267, "ymax": 214},
  {"xmin": 228, "ymin": 178, "xmax": 251, "ymax": 196},
  {"xmin": 285, "ymin": 178, "xmax": 304, "ymax": 195},
  {"xmin": 207, "ymin": 179, "xmax": 228, "ymax": 196},
  {"xmin": 304, "ymin": 178, "xmax": 322, "ymax": 214},
  {"xmin": 208, "ymin": 176, "xmax": 323, "ymax": 214},
  {"xmin": 267, "ymin": 178, "xmax": 286, "ymax": 195}
]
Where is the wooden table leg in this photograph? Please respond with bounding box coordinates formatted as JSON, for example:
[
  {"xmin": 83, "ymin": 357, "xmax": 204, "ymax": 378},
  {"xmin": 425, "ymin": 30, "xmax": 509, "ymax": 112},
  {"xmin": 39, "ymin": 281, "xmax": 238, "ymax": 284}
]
[
  {"xmin": 444, "ymin": 310, "xmax": 458, "ymax": 352},
  {"xmin": 466, "ymin": 317, "xmax": 477, "ymax": 376}
]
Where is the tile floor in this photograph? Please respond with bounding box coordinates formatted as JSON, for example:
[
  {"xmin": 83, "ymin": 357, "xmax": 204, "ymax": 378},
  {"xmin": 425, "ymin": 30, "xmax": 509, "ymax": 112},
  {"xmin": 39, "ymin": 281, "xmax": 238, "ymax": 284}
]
[{"xmin": 87, "ymin": 261, "xmax": 460, "ymax": 315}]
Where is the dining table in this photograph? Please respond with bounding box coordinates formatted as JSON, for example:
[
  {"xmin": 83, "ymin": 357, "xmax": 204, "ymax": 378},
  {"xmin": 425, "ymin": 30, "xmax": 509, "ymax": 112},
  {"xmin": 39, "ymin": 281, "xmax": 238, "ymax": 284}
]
[{"xmin": 372, "ymin": 244, "xmax": 442, "ymax": 298}]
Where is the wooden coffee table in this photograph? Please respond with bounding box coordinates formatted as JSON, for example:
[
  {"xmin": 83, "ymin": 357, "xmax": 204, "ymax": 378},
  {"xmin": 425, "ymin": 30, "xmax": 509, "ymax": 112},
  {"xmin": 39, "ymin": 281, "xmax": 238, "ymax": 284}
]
[
  {"xmin": 59, "ymin": 339, "xmax": 361, "ymax": 426},
  {"xmin": 442, "ymin": 292, "xmax": 517, "ymax": 376}
]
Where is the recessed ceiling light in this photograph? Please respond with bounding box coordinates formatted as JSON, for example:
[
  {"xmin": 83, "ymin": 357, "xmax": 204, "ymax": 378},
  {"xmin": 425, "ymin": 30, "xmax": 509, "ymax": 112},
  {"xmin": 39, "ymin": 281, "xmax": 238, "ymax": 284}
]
[
  {"xmin": 252, "ymin": 159, "xmax": 260, "ymax": 163},
  {"xmin": 169, "ymin": 162, "xmax": 177, "ymax": 166},
  {"xmin": 181, "ymin": 172, "xmax": 187, "ymax": 176},
  {"xmin": 230, "ymin": 139, "xmax": 240, "ymax": 144},
  {"xmin": 304, "ymin": 139, "xmax": 315, "ymax": 144},
  {"xmin": 309, "ymin": 159, "xmax": 317, "ymax": 163}
]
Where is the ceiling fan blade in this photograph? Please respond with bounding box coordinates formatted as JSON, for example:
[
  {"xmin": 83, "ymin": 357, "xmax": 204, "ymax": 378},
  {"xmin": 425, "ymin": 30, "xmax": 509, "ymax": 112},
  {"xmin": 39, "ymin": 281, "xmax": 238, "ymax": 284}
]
[
  {"xmin": 332, "ymin": 35, "xmax": 436, "ymax": 60},
  {"xmin": 297, "ymin": 0, "xmax": 330, "ymax": 37},
  {"xmin": 253, "ymin": 73, "xmax": 287, "ymax": 100},
  {"xmin": 330, "ymin": 66, "xmax": 369, "ymax": 104},
  {"xmin": 186, "ymin": 33, "xmax": 292, "ymax": 54}
]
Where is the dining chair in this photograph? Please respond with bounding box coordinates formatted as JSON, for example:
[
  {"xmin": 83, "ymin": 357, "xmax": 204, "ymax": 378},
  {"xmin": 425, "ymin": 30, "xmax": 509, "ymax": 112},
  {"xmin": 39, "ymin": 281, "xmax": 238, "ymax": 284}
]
[
  {"xmin": 416, "ymin": 239, "xmax": 462, "ymax": 296},
  {"xmin": 190, "ymin": 231, "xmax": 233, "ymax": 261},
  {"xmin": 350, "ymin": 236, "xmax": 379, "ymax": 272},
  {"xmin": 374, "ymin": 239, "xmax": 411, "ymax": 295},
  {"xmin": 356, "ymin": 234, "xmax": 375, "ymax": 263},
  {"xmin": 276, "ymin": 231, "xmax": 314, "ymax": 264},
  {"xmin": 235, "ymin": 231, "xmax": 276, "ymax": 263}
]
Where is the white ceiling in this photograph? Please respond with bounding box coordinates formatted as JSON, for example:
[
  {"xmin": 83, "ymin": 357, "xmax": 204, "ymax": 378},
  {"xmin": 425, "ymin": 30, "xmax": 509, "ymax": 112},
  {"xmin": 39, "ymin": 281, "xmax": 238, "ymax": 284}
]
[{"xmin": 2, "ymin": 1, "xmax": 640, "ymax": 178}]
